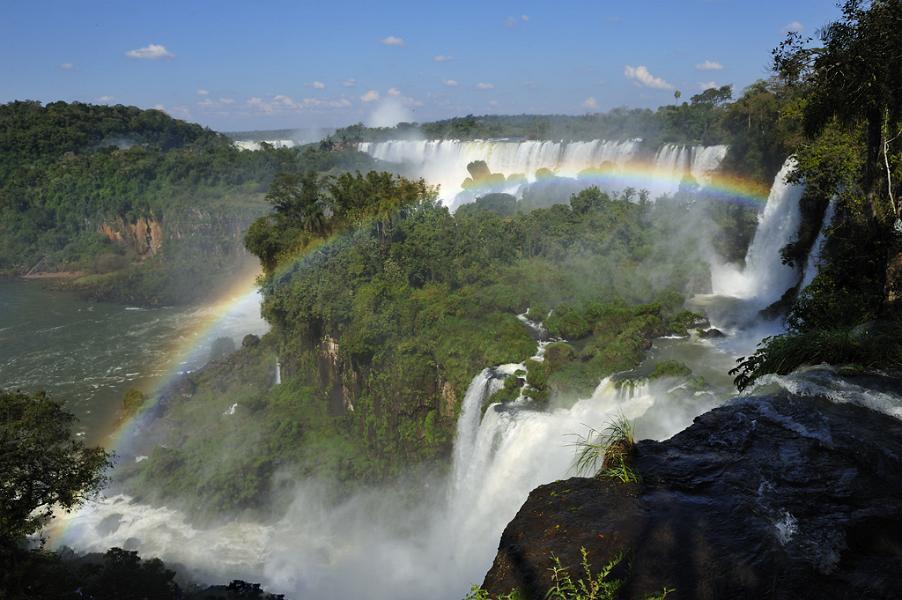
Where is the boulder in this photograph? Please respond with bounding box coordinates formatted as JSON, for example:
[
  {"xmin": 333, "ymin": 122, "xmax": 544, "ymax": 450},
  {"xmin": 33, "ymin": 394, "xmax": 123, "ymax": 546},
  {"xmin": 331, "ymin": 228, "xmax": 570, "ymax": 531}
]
[{"xmin": 482, "ymin": 393, "xmax": 902, "ymax": 599}]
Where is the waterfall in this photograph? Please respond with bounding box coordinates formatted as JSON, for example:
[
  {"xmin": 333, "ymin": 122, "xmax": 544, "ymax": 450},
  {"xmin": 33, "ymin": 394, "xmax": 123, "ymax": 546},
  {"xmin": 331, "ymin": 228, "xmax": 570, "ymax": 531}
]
[
  {"xmin": 710, "ymin": 158, "xmax": 805, "ymax": 308},
  {"xmin": 800, "ymin": 197, "xmax": 837, "ymax": 291},
  {"xmin": 358, "ymin": 139, "xmax": 727, "ymax": 203}
]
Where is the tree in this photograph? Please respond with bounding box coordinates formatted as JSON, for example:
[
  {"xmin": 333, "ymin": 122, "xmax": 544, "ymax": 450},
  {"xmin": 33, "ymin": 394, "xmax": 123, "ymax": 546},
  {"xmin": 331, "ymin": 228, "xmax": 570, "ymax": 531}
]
[
  {"xmin": 0, "ymin": 390, "xmax": 110, "ymax": 546},
  {"xmin": 774, "ymin": 0, "xmax": 902, "ymax": 217}
]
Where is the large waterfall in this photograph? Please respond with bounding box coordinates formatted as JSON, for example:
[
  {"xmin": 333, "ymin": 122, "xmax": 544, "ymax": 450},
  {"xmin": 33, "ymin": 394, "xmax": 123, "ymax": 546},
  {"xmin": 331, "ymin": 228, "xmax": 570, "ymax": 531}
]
[
  {"xmin": 710, "ymin": 158, "xmax": 806, "ymax": 309},
  {"xmin": 358, "ymin": 139, "xmax": 728, "ymax": 203}
]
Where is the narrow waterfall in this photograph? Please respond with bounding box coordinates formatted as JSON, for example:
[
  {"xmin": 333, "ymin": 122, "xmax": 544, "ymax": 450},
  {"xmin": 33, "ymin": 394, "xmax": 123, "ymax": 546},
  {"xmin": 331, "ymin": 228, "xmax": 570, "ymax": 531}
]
[
  {"xmin": 710, "ymin": 158, "xmax": 806, "ymax": 308},
  {"xmin": 357, "ymin": 139, "xmax": 727, "ymax": 203},
  {"xmin": 800, "ymin": 197, "xmax": 837, "ymax": 291}
]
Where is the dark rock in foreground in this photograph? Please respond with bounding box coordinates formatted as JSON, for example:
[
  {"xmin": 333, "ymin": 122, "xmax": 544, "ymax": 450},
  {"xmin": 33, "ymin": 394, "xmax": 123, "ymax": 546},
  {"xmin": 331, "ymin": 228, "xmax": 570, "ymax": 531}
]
[{"xmin": 482, "ymin": 393, "xmax": 902, "ymax": 599}]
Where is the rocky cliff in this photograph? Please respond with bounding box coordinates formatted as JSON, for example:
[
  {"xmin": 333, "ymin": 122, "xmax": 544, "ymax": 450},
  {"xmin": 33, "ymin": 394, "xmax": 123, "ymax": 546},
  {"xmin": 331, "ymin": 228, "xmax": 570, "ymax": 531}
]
[{"xmin": 482, "ymin": 390, "xmax": 902, "ymax": 599}]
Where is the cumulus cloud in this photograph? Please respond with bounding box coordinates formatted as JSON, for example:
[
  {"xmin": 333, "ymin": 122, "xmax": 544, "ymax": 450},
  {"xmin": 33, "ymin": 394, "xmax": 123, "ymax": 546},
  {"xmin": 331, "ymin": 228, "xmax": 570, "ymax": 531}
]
[
  {"xmin": 583, "ymin": 96, "xmax": 599, "ymax": 110},
  {"xmin": 219, "ymin": 97, "xmax": 235, "ymax": 104},
  {"xmin": 695, "ymin": 60, "xmax": 723, "ymax": 71},
  {"xmin": 152, "ymin": 104, "xmax": 166, "ymax": 111},
  {"xmin": 381, "ymin": 36, "xmax": 405, "ymax": 46},
  {"xmin": 307, "ymin": 81, "xmax": 326, "ymax": 89},
  {"xmin": 126, "ymin": 44, "xmax": 174, "ymax": 60},
  {"xmin": 442, "ymin": 79, "xmax": 459, "ymax": 87},
  {"xmin": 698, "ymin": 81, "xmax": 719, "ymax": 90},
  {"xmin": 342, "ymin": 79, "xmax": 357, "ymax": 87},
  {"xmin": 475, "ymin": 82, "xmax": 495, "ymax": 90},
  {"xmin": 360, "ymin": 90, "xmax": 380, "ymax": 103},
  {"xmin": 387, "ymin": 87, "xmax": 401, "ymax": 96},
  {"xmin": 783, "ymin": 20, "xmax": 803, "ymax": 34},
  {"xmin": 197, "ymin": 89, "xmax": 209, "ymax": 96},
  {"xmin": 433, "ymin": 55, "xmax": 453, "ymax": 62},
  {"xmin": 59, "ymin": 63, "xmax": 74, "ymax": 70},
  {"xmin": 624, "ymin": 65, "xmax": 673, "ymax": 90}
]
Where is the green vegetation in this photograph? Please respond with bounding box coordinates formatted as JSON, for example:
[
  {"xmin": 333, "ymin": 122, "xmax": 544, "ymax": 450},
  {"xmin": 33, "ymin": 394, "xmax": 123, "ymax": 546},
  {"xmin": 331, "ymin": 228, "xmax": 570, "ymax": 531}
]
[
  {"xmin": 467, "ymin": 548, "xmax": 673, "ymax": 600},
  {"xmin": 0, "ymin": 101, "xmax": 373, "ymax": 305},
  {"xmin": 732, "ymin": 0, "xmax": 902, "ymax": 388},
  {"xmin": 123, "ymin": 178, "xmax": 716, "ymax": 514},
  {"xmin": 546, "ymin": 549, "xmax": 624, "ymax": 600},
  {"xmin": 571, "ymin": 415, "xmax": 638, "ymax": 484}
]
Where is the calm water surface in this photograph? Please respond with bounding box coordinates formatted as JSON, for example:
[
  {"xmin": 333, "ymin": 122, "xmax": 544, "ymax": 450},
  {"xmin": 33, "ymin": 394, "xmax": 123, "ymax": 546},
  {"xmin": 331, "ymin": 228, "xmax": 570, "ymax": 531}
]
[{"xmin": 0, "ymin": 279, "xmax": 268, "ymax": 444}]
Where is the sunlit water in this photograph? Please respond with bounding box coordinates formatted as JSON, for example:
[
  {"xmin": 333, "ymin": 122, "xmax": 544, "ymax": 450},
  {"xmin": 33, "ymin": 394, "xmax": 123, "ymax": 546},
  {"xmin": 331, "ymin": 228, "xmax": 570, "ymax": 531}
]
[{"xmin": 0, "ymin": 279, "xmax": 268, "ymax": 444}]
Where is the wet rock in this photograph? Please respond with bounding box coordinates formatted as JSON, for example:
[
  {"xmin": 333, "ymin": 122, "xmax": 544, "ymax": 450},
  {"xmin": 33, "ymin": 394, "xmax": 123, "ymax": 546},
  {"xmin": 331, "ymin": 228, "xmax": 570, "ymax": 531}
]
[
  {"xmin": 482, "ymin": 393, "xmax": 902, "ymax": 599},
  {"xmin": 698, "ymin": 328, "xmax": 725, "ymax": 338}
]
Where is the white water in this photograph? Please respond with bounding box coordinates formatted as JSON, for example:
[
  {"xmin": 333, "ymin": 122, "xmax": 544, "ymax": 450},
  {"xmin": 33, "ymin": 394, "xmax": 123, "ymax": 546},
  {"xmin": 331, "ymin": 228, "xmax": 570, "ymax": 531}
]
[
  {"xmin": 358, "ymin": 139, "xmax": 727, "ymax": 203},
  {"xmin": 234, "ymin": 139, "xmax": 296, "ymax": 151},
  {"xmin": 800, "ymin": 197, "xmax": 837, "ymax": 290},
  {"xmin": 58, "ymin": 369, "xmax": 720, "ymax": 599},
  {"xmin": 710, "ymin": 159, "xmax": 805, "ymax": 309}
]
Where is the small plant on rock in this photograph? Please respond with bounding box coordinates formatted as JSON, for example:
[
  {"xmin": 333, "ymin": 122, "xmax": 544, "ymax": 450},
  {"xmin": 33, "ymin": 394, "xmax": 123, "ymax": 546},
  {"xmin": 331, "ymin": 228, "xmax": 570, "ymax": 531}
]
[{"xmin": 571, "ymin": 414, "xmax": 639, "ymax": 483}]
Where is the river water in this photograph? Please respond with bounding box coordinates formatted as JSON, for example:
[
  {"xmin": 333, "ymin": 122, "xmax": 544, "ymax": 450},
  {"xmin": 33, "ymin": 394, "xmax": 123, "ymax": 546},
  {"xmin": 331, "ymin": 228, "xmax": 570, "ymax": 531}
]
[{"xmin": 0, "ymin": 278, "xmax": 268, "ymax": 445}]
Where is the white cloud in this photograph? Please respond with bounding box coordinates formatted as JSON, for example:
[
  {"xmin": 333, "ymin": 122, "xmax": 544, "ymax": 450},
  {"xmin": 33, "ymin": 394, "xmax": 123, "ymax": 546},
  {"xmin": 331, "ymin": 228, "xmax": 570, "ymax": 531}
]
[
  {"xmin": 442, "ymin": 79, "xmax": 459, "ymax": 87},
  {"xmin": 96, "ymin": 95, "xmax": 115, "ymax": 103},
  {"xmin": 342, "ymin": 79, "xmax": 357, "ymax": 87},
  {"xmin": 152, "ymin": 104, "xmax": 166, "ymax": 111},
  {"xmin": 695, "ymin": 60, "xmax": 723, "ymax": 71},
  {"xmin": 583, "ymin": 96, "xmax": 599, "ymax": 110},
  {"xmin": 521, "ymin": 15, "xmax": 529, "ymax": 22},
  {"xmin": 381, "ymin": 36, "xmax": 405, "ymax": 46},
  {"xmin": 197, "ymin": 89, "xmax": 209, "ymax": 96},
  {"xmin": 307, "ymin": 81, "xmax": 326, "ymax": 89},
  {"xmin": 488, "ymin": 100, "xmax": 499, "ymax": 108},
  {"xmin": 59, "ymin": 63, "xmax": 74, "ymax": 70},
  {"xmin": 505, "ymin": 14, "xmax": 529, "ymax": 28},
  {"xmin": 198, "ymin": 98, "xmax": 214, "ymax": 107},
  {"xmin": 126, "ymin": 44, "xmax": 174, "ymax": 60},
  {"xmin": 476, "ymin": 82, "xmax": 495, "ymax": 90},
  {"xmin": 783, "ymin": 21, "xmax": 803, "ymax": 34},
  {"xmin": 624, "ymin": 65, "xmax": 673, "ymax": 90},
  {"xmin": 433, "ymin": 55, "xmax": 453, "ymax": 62},
  {"xmin": 699, "ymin": 81, "xmax": 719, "ymax": 90},
  {"xmin": 219, "ymin": 97, "xmax": 235, "ymax": 104},
  {"xmin": 387, "ymin": 87, "xmax": 401, "ymax": 96},
  {"xmin": 360, "ymin": 90, "xmax": 380, "ymax": 103},
  {"xmin": 246, "ymin": 94, "xmax": 351, "ymax": 113}
]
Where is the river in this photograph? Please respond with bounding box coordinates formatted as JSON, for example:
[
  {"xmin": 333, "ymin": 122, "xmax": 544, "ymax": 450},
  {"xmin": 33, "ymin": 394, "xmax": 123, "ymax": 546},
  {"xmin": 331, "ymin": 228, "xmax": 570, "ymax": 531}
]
[{"xmin": 0, "ymin": 278, "xmax": 268, "ymax": 445}]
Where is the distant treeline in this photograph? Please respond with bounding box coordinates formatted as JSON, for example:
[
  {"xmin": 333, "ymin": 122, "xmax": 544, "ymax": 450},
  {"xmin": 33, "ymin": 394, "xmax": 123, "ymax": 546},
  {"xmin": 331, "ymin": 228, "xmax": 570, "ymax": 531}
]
[{"xmin": 0, "ymin": 101, "xmax": 371, "ymax": 304}]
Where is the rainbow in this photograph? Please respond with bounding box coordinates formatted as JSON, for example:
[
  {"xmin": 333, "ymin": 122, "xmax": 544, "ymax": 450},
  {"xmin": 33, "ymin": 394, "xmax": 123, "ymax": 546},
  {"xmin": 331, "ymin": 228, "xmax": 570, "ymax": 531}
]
[
  {"xmin": 102, "ymin": 265, "xmax": 266, "ymax": 456},
  {"xmin": 459, "ymin": 161, "xmax": 771, "ymax": 207}
]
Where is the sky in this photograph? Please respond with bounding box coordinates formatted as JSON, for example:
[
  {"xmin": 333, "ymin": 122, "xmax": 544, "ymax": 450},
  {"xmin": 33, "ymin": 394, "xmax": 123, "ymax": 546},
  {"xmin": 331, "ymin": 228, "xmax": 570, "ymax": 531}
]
[{"xmin": 0, "ymin": 0, "xmax": 842, "ymax": 132}]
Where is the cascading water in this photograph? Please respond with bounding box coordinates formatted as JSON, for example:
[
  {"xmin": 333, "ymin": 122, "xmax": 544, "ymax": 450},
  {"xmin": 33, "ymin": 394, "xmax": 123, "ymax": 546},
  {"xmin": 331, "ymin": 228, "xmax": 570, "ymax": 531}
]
[
  {"xmin": 357, "ymin": 139, "xmax": 727, "ymax": 203},
  {"xmin": 710, "ymin": 158, "xmax": 806, "ymax": 308},
  {"xmin": 800, "ymin": 197, "xmax": 837, "ymax": 291}
]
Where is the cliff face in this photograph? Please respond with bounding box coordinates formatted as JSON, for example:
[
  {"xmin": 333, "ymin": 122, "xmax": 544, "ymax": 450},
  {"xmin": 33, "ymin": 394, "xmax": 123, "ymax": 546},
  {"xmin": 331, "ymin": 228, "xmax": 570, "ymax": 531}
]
[
  {"xmin": 482, "ymin": 391, "xmax": 902, "ymax": 600},
  {"xmin": 99, "ymin": 216, "xmax": 164, "ymax": 258},
  {"xmin": 310, "ymin": 335, "xmax": 459, "ymax": 469},
  {"xmin": 98, "ymin": 206, "xmax": 264, "ymax": 260}
]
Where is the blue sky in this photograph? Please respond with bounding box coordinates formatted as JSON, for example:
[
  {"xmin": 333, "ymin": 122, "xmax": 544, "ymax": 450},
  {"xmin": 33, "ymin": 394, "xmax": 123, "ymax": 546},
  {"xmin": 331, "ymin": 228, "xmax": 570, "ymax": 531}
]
[{"xmin": 1, "ymin": 0, "xmax": 841, "ymax": 132}]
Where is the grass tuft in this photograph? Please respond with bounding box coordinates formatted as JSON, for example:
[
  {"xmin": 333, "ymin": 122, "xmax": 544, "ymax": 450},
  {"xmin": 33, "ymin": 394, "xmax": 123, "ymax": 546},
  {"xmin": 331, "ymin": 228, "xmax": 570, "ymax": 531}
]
[{"xmin": 571, "ymin": 414, "xmax": 638, "ymax": 482}]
